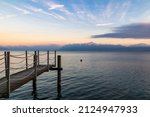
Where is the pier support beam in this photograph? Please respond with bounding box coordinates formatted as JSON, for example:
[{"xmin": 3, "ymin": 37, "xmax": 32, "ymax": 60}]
[
  {"xmin": 37, "ymin": 50, "xmax": 40, "ymax": 66},
  {"xmin": 33, "ymin": 51, "xmax": 37, "ymax": 100},
  {"xmin": 57, "ymin": 55, "xmax": 62, "ymax": 98},
  {"xmin": 47, "ymin": 51, "xmax": 49, "ymax": 71},
  {"xmin": 5, "ymin": 52, "xmax": 10, "ymax": 98},
  {"xmin": 54, "ymin": 51, "xmax": 56, "ymax": 67}
]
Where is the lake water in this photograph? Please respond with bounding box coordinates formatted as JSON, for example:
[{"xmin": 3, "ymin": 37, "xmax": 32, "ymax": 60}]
[{"xmin": 1, "ymin": 51, "xmax": 150, "ymax": 100}]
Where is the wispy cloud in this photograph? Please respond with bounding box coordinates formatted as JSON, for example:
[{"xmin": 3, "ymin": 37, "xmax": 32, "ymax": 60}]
[
  {"xmin": 30, "ymin": 0, "xmax": 131, "ymax": 26},
  {"xmin": 2, "ymin": 1, "xmax": 66, "ymax": 20},
  {"xmin": 71, "ymin": 3, "xmax": 97, "ymax": 25},
  {"xmin": 25, "ymin": 6, "xmax": 66, "ymax": 20},
  {"xmin": 101, "ymin": 1, "xmax": 114, "ymax": 19},
  {"xmin": 92, "ymin": 23, "xmax": 150, "ymax": 39},
  {"xmin": 119, "ymin": 1, "xmax": 131, "ymax": 21},
  {"xmin": 31, "ymin": 0, "xmax": 38, "ymax": 2},
  {"xmin": 0, "ymin": 14, "xmax": 16, "ymax": 20},
  {"xmin": 12, "ymin": 6, "xmax": 31, "ymax": 15},
  {"xmin": 0, "ymin": 2, "xmax": 31, "ymax": 20},
  {"xmin": 48, "ymin": 3, "xmax": 64, "ymax": 10},
  {"xmin": 96, "ymin": 23, "xmax": 114, "ymax": 27},
  {"xmin": 44, "ymin": 1, "xmax": 72, "ymax": 15}
]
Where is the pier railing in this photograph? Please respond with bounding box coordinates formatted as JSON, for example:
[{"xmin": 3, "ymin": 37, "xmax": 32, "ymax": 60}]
[
  {"xmin": 0, "ymin": 51, "xmax": 62, "ymax": 98},
  {"xmin": 0, "ymin": 51, "xmax": 56, "ymax": 77}
]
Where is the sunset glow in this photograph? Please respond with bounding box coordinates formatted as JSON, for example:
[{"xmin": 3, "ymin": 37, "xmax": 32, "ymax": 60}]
[{"xmin": 0, "ymin": 0, "xmax": 150, "ymax": 46}]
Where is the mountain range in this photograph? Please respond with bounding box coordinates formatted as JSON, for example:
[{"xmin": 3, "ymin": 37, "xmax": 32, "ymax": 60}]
[{"xmin": 1, "ymin": 42, "xmax": 150, "ymax": 51}]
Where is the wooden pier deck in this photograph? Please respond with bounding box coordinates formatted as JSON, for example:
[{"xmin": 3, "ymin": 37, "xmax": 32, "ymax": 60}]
[{"xmin": 0, "ymin": 51, "xmax": 62, "ymax": 99}]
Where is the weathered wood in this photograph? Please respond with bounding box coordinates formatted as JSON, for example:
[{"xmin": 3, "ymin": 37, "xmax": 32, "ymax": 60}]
[
  {"xmin": 0, "ymin": 65, "xmax": 52, "ymax": 98},
  {"xmin": 34, "ymin": 51, "xmax": 37, "ymax": 78},
  {"xmin": 6, "ymin": 52, "xmax": 10, "ymax": 98},
  {"xmin": 37, "ymin": 50, "xmax": 39, "ymax": 66},
  {"xmin": 25, "ymin": 51, "xmax": 28, "ymax": 70},
  {"xmin": 0, "ymin": 51, "xmax": 63, "ymax": 99},
  {"xmin": 4, "ymin": 52, "xmax": 7, "ymax": 78},
  {"xmin": 47, "ymin": 51, "xmax": 49, "ymax": 71},
  {"xmin": 54, "ymin": 51, "xmax": 56, "ymax": 67},
  {"xmin": 50, "ymin": 68, "xmax": 63, "ymax": 70},
  {"xmin": 33, "ymin": 51, "xmax": 37, "ymax": 99},
  {"xmin": 57, "ymin": 55, "xmax": 62, "ymax": 97}
]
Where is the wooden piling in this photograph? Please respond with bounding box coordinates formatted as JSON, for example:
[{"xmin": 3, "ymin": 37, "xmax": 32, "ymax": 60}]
[
  {"xmin": 54, "ymin": 51, "xmax": 56, "ymax": 67},
  {"xmin": 4, "ymin": 52, "xmax": 7, "ymax": 78},
  {"xmin": 57, "ymin": 55, "xmax": 61, "ymax": 97},
  {"xmin": 25, "ymin": 51, "xmax": 28, "ymax": 70},
  {"xmin": 33, "ymin": 51, "xmax": 37, "ymax": 99},
  {"xmin": 47, "ymin": 51, "xmax": 49, "ymax": 71},
  {"xmin": 34, "ymin": 51, "xmax": 37, "ymax": 79},
  {"xmin": 37, "ymin": 50, "xmax": 39, "ymax": 66},
  {"xmin": 5, "ymin": 52, "xmax": 10, "ymax": 98}
]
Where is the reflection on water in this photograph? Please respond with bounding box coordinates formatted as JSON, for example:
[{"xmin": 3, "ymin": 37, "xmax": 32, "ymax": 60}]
[{"xmin": 1, "ymin": 51, "xmax": 150, "ymax": 100}]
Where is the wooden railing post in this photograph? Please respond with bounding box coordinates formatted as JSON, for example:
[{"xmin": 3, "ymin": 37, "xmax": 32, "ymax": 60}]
[
  {"xmin": 33, "ymin": 51, "xmax": 37, "ymax": 99},
  {"xmin": 25, "ymin": 51, "xmax": 28, "ymax": 70},
  {"xmin": 54, "ymin": 51, "xmax": 56, "ymax": 67},
  {"xmin": 47, "ymin": 51, "xmax": 49, "ymax": 71},
  {"xmin": 57, "ymin": 55, "xmax": 61, "ymax": 97},
  {"xmin": 37, "ymin": 50, "xmax": 39, "ymax": 66},
  {"xmin": 4, "ymin": 51, "xmax": 7, "ymax": 78},
  {"xmin": 5, "ymin": 52, "xmax": 10, "ymax": 98}
]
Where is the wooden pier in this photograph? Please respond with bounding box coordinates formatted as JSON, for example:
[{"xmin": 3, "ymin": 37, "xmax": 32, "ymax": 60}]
[{"xmin": 0, "ymin": 51, "xmax": 62, "ymax": 99}]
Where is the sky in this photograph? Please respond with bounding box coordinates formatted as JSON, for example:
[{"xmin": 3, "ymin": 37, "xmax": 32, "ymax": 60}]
[{"xmin": 0, "ymin": 0, "xmax": 150, "ymax": 46}]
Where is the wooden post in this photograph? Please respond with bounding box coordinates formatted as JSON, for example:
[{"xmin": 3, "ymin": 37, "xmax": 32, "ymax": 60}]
[
  {"xmin": 4, "ymin": 51, "xmax": 7, "ymax": 97},
  {"xmin": 54, "ymin": 51, "xmax": 56, "ymax": 67},
  {"xmin": 33, "ymin": 51, "xmax": 37, "ymax": 99},
  {"xmin": 34, "ymin": 51, "xmax": 37, "ymax": 77},
  {"xmin": 57, "ymin": 55, "xmax": 61, "ymax": 97},
  {"xmin": 37, "ymin": 50, "xmax": 39, "ymax": 66},
  {"xmin": 5, "ymin": 52, "xmax": 10, "ymax": 98},
  {"xmin": 47, "ymin": 51, "xmax": 49, "ymax": 71},
  {"xmin": 4, "ymin": 52, "xmax": 7, "ymax": 78},
  {"xmin": 25, "ymin": 51, "xmax": 28, "ymax": 70}
]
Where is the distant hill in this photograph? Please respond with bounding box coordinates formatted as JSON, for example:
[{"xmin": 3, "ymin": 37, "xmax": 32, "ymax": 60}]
[
  {"xmin": 130, "ymin": 43, "xmax": 150, "ymax": 47},
  {"xmin": 0, "ymin": 45, "xmax": 61, "ymax": 51},
  {"xmin": 0, "ymin": 46, "xmax": 8, "ymax": 50},
  {"xmin": 1, "ymin": 42, "xmax": 150, "ymax": 51}
]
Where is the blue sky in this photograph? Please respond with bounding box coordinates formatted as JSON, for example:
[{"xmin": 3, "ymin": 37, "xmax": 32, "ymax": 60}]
[{"xmin": 0, "ymin": 0, "xmax": 150, "ymax": 46}]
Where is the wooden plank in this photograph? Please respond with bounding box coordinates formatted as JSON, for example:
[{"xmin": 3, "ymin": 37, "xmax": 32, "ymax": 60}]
[
  {"xmin": 0, "ymin": 51, "xmax": 61, "ymax": 99},
  {"xmin": 0, "ymin": 65, "xmax": 52, "ymax": 98}
]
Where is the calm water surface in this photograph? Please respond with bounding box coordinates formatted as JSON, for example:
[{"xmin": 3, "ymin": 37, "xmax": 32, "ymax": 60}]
[{"xmin": 1, "ymin": 51, "xmax": 150, "ymax": 100}]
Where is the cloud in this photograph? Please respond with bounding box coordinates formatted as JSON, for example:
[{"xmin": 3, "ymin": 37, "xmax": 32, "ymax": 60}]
[
  {"xmin": 0, "ymin": 14, "xmax": 16, "ymax": 20},
  {"xmin": 48, "ymin": 4, "xmax": 64, "ymax": 10},
  {"xmin": 9, "ymin": 4, "xmax": 31, "ymax": 15},
  {"xmin": 91, "ymin": 23, "xmax": 150, "ymax": 39},
  {"xmin": 31, "ymin": 0, "xmax": 38, "ymax": 2},
  {"xmin": 71, "ymin": 3, "xmax": 97, "ymax": 25},
  {"xmin": 45, "ymin": 1, "xmax": 72, "ymax": 15},
  {"xmin": 96, "ymin": 23, "xmax": 114, "ymax": 27},
  {"xmin": 118, "ymin": 1, "xmax": 130, "ymax": 21},
  {"xmin": 26, "ymin": 6, "xmax": 66, "ymax": 20}
]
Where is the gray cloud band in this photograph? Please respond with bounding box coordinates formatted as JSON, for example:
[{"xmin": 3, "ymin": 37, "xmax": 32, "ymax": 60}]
[{"xmin": 92, "ymin": 23, "xmax": 150, "ymax": 39}]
